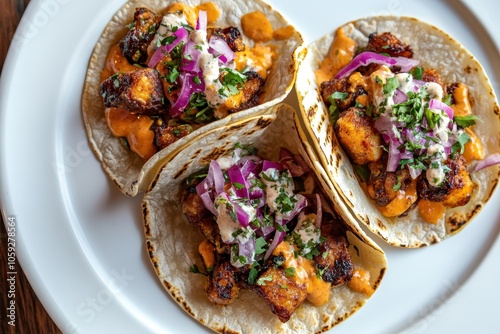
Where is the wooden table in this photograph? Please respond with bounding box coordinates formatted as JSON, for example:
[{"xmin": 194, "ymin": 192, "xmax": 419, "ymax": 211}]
[{"xmin": 1, "ymin": 0, "xmax": 62, "ymax": 332}]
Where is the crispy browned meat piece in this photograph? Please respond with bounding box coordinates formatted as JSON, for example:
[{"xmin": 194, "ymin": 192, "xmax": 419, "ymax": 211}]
[
  {"xmin": 207, "ymin": 26, "xmax": 245, "ymax": 52},
  {"xmin": 365, "ymin": 32, "xmax": 414, "ymax": 58},
  {"xmin": 314, "ymin": 219, "xmax": 353, "ymax": 286},
  {"xmin": 320, "ymin": 77, "xmax": 367, "ymax": 112},
  {"xmin": 214, "ymin": 71, "xmax": 264, "ymax": 119},
  {"xmin": 181, "ymin": 186, "xmax": 223, "ymax": 248},
  {"xmin": 100, "ymin": 68, "xmax": 166, "ymax": 115},
  {"xmin": 334, "ymin": 107, "xmax": 383, "ymax": 165},
  {"xmin": 151, "ymin": 118, "xmax": 194, "ymax": 150},
  {"xmin": 253, "ymin": 266, "xmax": 307, "ymax": 323},
  {"xmin": 205, "ymin": 261, "xmax": 241, "ymax": 305},
  {"xmin": 367, "ymin": 154, "xmax": 413, "ymax": 207},
  {"xmin": 422, "ymin": 68, "xmax": 446, "ymax": 93},
  {"xmin": 120, "ymin": 7, "xmax": 162, "ymax": 65},
  {"xmin": 417, "ymin": 155, "xmax": 473, "ymax": 207}
]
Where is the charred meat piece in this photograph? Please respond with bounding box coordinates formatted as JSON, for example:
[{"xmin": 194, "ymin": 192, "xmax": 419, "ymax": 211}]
[
  {"xmin": 320, "ymin": 76, "xmax": 367, "ymax": 113},
  {"xmin": 421, "ymin": 68, "xmax": 446, "ymax": 93},
  {"xmin": 100, "ymin": 68, "xmax": 166, "ymax": 115},
  {"xmin": 181, "ymin": 185, "xmax": 223, "ymax": 250},
  {"xmin": 214, "ymin": 71, "xmax": 264, "ymax": 119},
  {"xmin": 365, "ymin": 32, "xmax": 413, "ymax": 58},
  {"xmin": 367, "ymin": 154, "xmax": 413, "ymax": 207},
  {"xmin": 205, "ymin": 260, "xmax": 241, "ymax": 305},
  {"xmin": 417, "ymin": 155, "xmax": 473, "ymax": 207},
  {"xmin": 334, "ymin": 107, "xmax": 383, "ymax": 166},
  {"xmin": 151, "ymin": 118, "xmax": 195, "ymax": 150},
  {"xmin": 253, "ymin": 266, "xmax": 307, "ymax": 323},
  {"xmin": 207, "ymin": 26, "xmax": 246, "ymax": 52},
  {"xmin": 314, "ymin": 219, "xmax": 353, "ymax": 286},
  {"xmin": 120, "ymin": 7, "xmax": 162, "ymax": 65}
]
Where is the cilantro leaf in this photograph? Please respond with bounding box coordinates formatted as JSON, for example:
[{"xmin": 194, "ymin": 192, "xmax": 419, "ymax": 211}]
[
  {"xmin": 383, "ymin": 76, "xmax": 400, "ymax": 95},
  {"xmin": 454, "ymin": 115, "xmax": 481, "ymax": 128}
]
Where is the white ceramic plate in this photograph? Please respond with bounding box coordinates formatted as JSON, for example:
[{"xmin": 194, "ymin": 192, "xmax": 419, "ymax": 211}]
[{"xmin": 1, "ymin": 0, "xmax": 499, "ymax": 333}]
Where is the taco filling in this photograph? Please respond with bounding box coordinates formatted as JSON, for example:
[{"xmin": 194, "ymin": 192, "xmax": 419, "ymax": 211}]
[
  {"xmin": 316, "ymin": 29, "xmax": 499, "ymax": 224},
  {"xmin": 99, "ymin": 3, "xmax": 292, "ymax": 160},
  {"xmin": 182, "ymin": 145, "xmax": 373, "ymax": 322}
]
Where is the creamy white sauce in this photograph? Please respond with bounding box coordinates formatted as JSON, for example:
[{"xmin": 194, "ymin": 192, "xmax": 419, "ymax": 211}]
[
  {"xmin": 148, "ymin": 12, "xmax": 188, "ymax": 55},
  {"xmin": 396, "ymin": 73, "xmax": 413, "ymax": 94},
  {"xmin": 215, "ymin": 196, "xmax": 240, "ymax": 243},
  {"xmin": 261, "ymin": 169, "xmax": 295, "ymax": 214},
  {"xmin": 425, "ymin": 82, "xmax": 444, "ymax": 101},
  {"xmin": 293, "ymin": 213, "xmax": 320, "ymax": 255}
]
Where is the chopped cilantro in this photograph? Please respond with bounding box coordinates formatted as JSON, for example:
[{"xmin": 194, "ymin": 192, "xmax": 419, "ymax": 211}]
[
  {"xmin": 452, "ymin": 132, "xmax": 471, "ymax": 157},
  {"xmin": 383, "ymin": 76, "xmax": 400, "ymax": 95},
  {"xmin": 256, "ymin": 275, "xmax": 273, "ymax": 286},
  {"xmin": 454, "ymin": 115, "xmax": 481, "ymax": 128},
  {"xmin": 284, "ymin": 267, "xmax": 295, "ymax": 277},
  {"xmin": 412, "ymin": 66, "xmax": 424, "ymax": 80}
]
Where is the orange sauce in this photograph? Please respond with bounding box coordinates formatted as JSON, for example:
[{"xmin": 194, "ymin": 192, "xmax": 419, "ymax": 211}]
[
  {"xmin": 347, "ymin": 268, "xmax": 374, "ymax": 296},
  {"xmin": 165, "ymin": 3, "xmax": 197, "ymax": 27},
  {"xmin": 418, "ymin": 199, "xmax": 446, "ymax": 224},
  {"xmin": 273, "ymin": 25, "xmax": 295, "ymax": 40},
  {"xmin": 355, "ymin": 94, "xmax": 370, "ymax": 107},
  {"xmin": 235, "ymin": 43, "xmax": 275, "ymax": 80},
  {"xmin": 105, "ymin": 108, "xmax": 156, "ymax": 160},
  {"xmin": 195, "ymin": 2, "xmax": 220, "ymax": 24},
  {"xmin": 241, "ymin": 11, "xmax": 274, "ymax": 42},
  {"xmin": 463, "ymin": 128, "xmax": 485, "ymax": 163},
  {"xmin": 377, "ymin": 180, "xmax": 418, "ymax": 218},
  {"xmin": 315, "ymin": 28, "xmax": 357, "ymax": 86},
  {"xmin": 100, "ymin": 44, "xmax": 138, "ymax": 82},
  {"xmin": 273, "ymin": 242, "xmax": 331, "ymax": 306},
  {"xmin": 451, "ymin": 83, "xmax": 472, "ymax": 117},
  {"xmin": 199, "ymin": 239, "xmax": 216, "ymax": 269},
  {"xmin": 348, "ymin": 72, "xmax": 369, "ymax": 91}
]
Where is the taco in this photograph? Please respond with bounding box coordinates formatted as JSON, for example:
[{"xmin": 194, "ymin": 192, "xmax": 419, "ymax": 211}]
[
  {"xmin": 82, "ymin": 0, "xmax": 304, "ymax": 196},
  {"xmin": 295, "ymin": 16, "xmax": 500, "ymax": 247},
  {"xmin": 142, "ymin": 104, "xmax": 387, "ymax": 333}
]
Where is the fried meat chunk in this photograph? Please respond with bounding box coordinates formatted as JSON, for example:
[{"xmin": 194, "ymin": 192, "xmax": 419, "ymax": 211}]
[
  {"xmin": 207, "ymin": 26, "xmax": 246, "ymax": 52},
  {"xmin": 253, "ymin": 266, "xmax": 307, "ymax": 323},
  {"xmin": 151, "ymin": 118, "xmax": 195, "ymax": 150},
  {"xmin": 214, "ymin": 71, "xmax": 264, "ymax": 119},
  {"xmin": 100, "ymin": 68, "xmax": 166, "ymax": 115},
  {"xmin": 367, "ymin": 154, "xmax": 413, "ymax": 207},
  {"xmin": 334, "ymin": 107, "xmax": 383, "ymax": 166},
  {"xmin": 417, "ymin": 155, "xmax": 473, "ymax": 207},
  {"xmin": 181, "ymin": 185, "xmax": 223, "ymax": 249},
  {"xmin": 205, "ymin": 260, "xmax": 241, "ymax": 305},
  {"xmin": 120, "ymin": 7, "xmax": 162, "ymax": 65},
  {"xmin": 365, "ymin": 32, "xmax": 413, "ymax": 58},
  {"xmin": 320, "ymin": 77, "xmax": 367, "ymax": 113},
  {"xmin": 314, "ymin": 220, "xmax": 353, "ymax": 286}
]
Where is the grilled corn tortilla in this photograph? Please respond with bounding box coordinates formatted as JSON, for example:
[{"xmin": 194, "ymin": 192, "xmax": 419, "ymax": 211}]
[
  {"xmin": 295, "ymin": 16, "xmax": 500, "ymax": 247},
  {"xmin": 142, "ymin": 104, "xmax": 387, "ymax": 333},
  {"xmin": 82, "ymin": 0, "xmax": 304, "ymax": 196}
]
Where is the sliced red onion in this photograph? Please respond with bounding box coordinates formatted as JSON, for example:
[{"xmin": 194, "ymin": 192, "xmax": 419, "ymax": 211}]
[
  {"xmin": 474, "ymin": 153, "xmax": 500, "ymax": 172},
  {"xmin": 240, "ymin": 159, "xmax": 259, "ymax": 179},
  {"xmin": 231, "ymin": 237, "xmax": 256, "ymax": 267},
  {"xmin": 335, "ymin": 51, "xmax": 420, "ymax": 79},
  {"xmin": 315, "ymin": 194, "xmax": 322, "ymax": 228},
  {"xmin": 198, "ymin": 191, "xmax": 217, "ymax": 216},
  {"xmin": 279, "ymin": 148, "xmax": 311, "ymax": 177},
  {"xmin": 393, "ymin": 89, "xmax": 408, "ymax": 104},
  {"xmin": 196, "ymin": 10, "xmax": 207, "ymax": 31},
  {"xmin": 227, "ymin": 164, "xmax": 249, "ymax": 198},
  {"xmin": 281, "ymin": 194, "xmax": 307, "ymax": 221},
  {"xmin": 196, "ymin": 160, "xmax": 225, "ymax": 196},
  {"xmin": 181, "ymin": 40, "xmax": 202, "ymax": 73},
  {"xmin": 408, "ymin": 165, "xmax": 422, "ymax": 179},
  {"xmin": 429, "ymin": 98, "xmax": 454, "ymax": 119},
  {"xmin": 234, "ymin": 202, "xmax": 251, "ymax": 227},
  {"xmin": 209, "ymin": 36, "xmax": 235, "ymax": 64},
  {"xmin": 262, "ymin": 160, "xmax": 284, "ymax": 172},
  {"xmin": 170, "ymin": 73, "xmax": 204, "ymax": 117},
  {"xmin": 264, "ymin": 230, "xmax": 285, "ymax": 260},
  {"xmin": 387, "ymin": 140, "xmax": 401, "ymax": 172},
  {"xmin": 147, "ymin": 27, "xmax": 189, "ymax": 68}
]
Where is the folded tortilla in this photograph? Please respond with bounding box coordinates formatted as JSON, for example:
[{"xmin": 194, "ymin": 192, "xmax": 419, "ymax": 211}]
[
  {"xmin": 142, "ymin": 104, "xmax": 387, "ymax": 333},
  {"xmin": 295, "ymin": 16, "xmax": 500, "ymax": 247},
  {"xmin": 82, "ymin": 0, "xmax": 304, "ymax": 196}
]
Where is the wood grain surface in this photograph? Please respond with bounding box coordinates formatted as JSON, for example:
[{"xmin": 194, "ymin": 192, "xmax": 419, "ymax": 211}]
[{"xmin": 1, "ymin": 0, "xmax": 62, "ymax": 333}]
